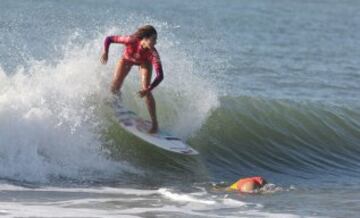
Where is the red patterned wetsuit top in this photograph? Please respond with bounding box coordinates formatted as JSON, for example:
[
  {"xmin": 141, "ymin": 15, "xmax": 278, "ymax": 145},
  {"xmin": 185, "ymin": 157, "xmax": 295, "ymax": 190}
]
[{"xmin": 104, "ymin": 35, "xmax": 164, "ymax": 91}]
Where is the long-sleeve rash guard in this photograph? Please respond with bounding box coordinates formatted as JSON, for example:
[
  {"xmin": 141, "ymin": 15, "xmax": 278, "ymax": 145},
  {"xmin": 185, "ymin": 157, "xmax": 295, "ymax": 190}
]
[{"xmin": 104, "ymin": 35, "xmax": 164, "ymax": 91}]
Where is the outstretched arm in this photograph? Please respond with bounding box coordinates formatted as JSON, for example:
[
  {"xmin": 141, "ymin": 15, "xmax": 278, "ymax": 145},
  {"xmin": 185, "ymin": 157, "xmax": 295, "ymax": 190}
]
[
  {"xmin": 148, "ymin": 48, "xmax": 164, "ymax": 91},
  {"xmin": 101, "ymin": 35, "xmax": 134, "ymax": 64},
  {"xmin": 138, "ymin": 49, "xmax": 164, "ymax": 97},
  {"xmin": 103, "ymin": 35, "xmax": 133, "ymax": 53}
]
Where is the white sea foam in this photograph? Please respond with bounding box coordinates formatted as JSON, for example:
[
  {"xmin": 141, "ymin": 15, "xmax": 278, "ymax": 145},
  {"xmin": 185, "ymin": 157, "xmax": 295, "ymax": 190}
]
[
  {"xmin": 0, "ymin": 185, "xmax": 306, "ymax": 218},
  {"xmin": 0, "ymin": 35, "xmax": 138, "ymax": 183},
  {"xmin": 0, "ymin": 22, "xmax": 220, "ymax": 182},
  {"xmin": 158, "ymin": 188, "xmax": 217, "ymax": 205}
]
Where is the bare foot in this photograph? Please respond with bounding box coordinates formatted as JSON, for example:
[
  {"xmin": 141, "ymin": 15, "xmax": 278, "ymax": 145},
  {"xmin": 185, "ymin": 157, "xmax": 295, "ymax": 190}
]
[{"xmin": 148, "ymin": 124, "xmax": 158, "ymax": 134}]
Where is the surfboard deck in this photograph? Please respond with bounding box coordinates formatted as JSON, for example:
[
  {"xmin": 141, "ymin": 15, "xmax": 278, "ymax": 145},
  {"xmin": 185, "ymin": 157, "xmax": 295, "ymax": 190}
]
[{"xmin": 112, "ymin": 97, "xmax": 199, "ymax": 155}]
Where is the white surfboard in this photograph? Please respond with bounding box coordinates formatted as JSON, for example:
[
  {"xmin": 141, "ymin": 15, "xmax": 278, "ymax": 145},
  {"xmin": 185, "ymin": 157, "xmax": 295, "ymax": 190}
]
[{"xmin": 112, "ymin": 97, "xmax": 199, "ymax": 155}]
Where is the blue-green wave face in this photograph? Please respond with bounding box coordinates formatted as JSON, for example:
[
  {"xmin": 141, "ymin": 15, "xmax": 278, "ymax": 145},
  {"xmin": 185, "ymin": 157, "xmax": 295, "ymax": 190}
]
[{"xmin": 190, "ymin": 96, "xmax": 360, "ymax": 183}]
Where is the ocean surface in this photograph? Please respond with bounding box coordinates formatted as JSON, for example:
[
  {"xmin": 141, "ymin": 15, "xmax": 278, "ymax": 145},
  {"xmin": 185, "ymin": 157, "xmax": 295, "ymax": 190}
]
[{"xmin": 0, "ymin": 0, "xmax": 359, "ymax": 217}]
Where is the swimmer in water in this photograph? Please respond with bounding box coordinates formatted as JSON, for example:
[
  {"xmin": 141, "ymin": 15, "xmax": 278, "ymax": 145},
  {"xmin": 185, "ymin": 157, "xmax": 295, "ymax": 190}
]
[
  {"xmin": 100, "ymin": 25, "xmax": 164, "ymax": 134},
  {"xmin": 226, "ymin": 176, "xmax": 267, "ymax": 193}
]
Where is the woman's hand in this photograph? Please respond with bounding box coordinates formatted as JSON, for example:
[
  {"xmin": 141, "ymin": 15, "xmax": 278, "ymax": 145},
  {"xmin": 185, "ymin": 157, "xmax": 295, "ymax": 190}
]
[
  {"xmin": 138, "ymin": 88, "xmax": 150, "ymax": 98},
  {"xmin": 100, "ymin": 52, "xmax": 108, "ymax": 64}
]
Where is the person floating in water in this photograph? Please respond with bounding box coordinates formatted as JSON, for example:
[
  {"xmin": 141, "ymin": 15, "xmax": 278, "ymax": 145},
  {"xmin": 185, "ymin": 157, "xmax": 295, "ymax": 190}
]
[
  {"xmin": 100, "ymin": 25, "xmax": 164, "ymax": 134},
  {"xmin": 226, "ymin": 176, "xmax": 267, "ymax": 193}
]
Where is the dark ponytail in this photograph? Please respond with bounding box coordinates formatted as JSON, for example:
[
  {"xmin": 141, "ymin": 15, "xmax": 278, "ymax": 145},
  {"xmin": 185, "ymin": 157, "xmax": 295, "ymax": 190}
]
[{"xmin": 133, "ymin": 25, "xmax": 157, "ymax": 39}]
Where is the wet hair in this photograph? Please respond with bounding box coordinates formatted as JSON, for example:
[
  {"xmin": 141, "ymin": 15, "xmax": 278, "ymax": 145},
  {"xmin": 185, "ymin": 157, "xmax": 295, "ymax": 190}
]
[{"xmin": 133, "ymin": 25, "xmax": 157, "ymax": 39}]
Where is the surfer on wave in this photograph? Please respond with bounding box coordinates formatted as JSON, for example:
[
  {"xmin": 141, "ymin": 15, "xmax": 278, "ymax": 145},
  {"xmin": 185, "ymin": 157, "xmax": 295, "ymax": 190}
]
[{"xmin": 100, "ymin": 25, "xmax": 163, "ymax": 134}]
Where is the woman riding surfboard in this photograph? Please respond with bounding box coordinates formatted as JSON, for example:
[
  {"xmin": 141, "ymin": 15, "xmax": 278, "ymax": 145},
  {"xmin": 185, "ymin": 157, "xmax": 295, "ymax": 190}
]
[{"xmin": 100, "ymin": 25, "xmax": 164, "ymax": 134}]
